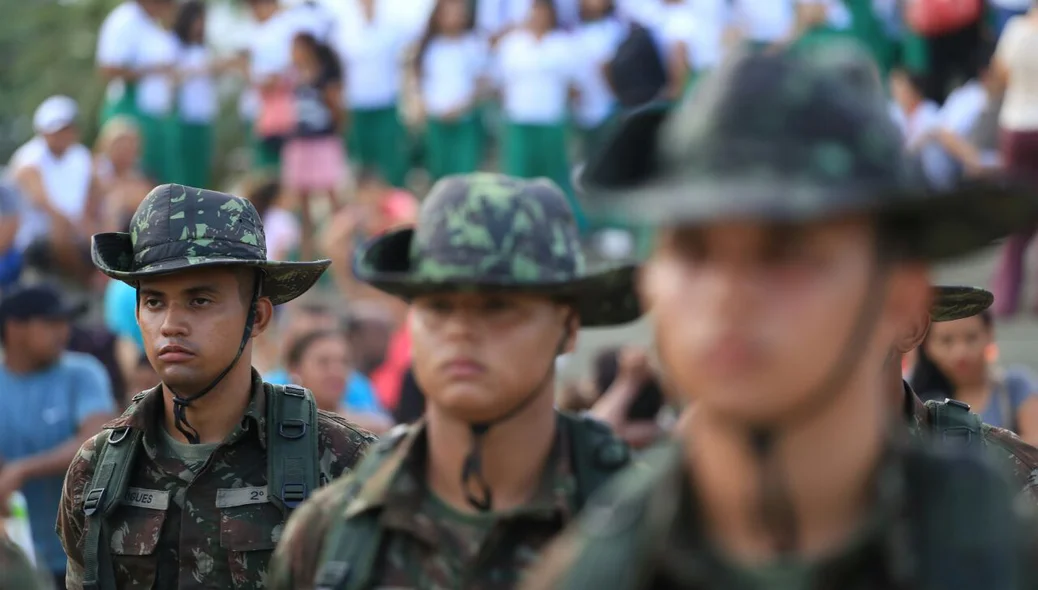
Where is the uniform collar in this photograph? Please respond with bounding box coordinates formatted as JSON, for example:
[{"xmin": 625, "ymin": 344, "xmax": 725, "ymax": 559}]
[
  {"xmin": 344, "ymin": 415, "xmax": 579, "ymax": 542},
  {"xmin": 903, "ymin": 379, "xmax": 930, "ymax": 435},
  {"xmin": 101, "ymin": 369, "xmax": 269, "ymax": 460}
]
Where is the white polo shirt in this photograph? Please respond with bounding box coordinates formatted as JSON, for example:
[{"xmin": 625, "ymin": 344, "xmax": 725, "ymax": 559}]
[
  {"xmin": 135, "ymin": 23, "xmax": 180, "ymax": 116},
  {"xmin": 335, "ymin": 13, "xmax": 413, "ymax": 109},
  {"xmin": 95, "ymin": 2, "xmax": 153, "ymax": 103},
  {"xmin": 494, "ymin": 28, "xmax": 577, "ymax": 124},
  {"xmin": 8, "ymin": 138, "xmax": 94, "ymax": 250},
  {"xmin": 572, "ymin": 17, "xmax": 625, "ymax": 127},
  {"xmin": 178, "ymin": 44, "xmax": 218, "ymax": 124},
  {"xmin": 420, "ymin": 34, "xmax": 489, "ymax": 118},
  {"xmin": 730, "ymin": 0, "xmax": 795, "ymax": 43}
]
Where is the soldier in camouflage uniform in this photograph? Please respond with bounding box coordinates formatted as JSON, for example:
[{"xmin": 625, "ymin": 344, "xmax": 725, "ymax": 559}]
[
  {"xmin": 1, "ymin": 528, "xmax": 46, "ymax": 590},
  {"xmin": 522, "ymin": 46, "xmax": 1038, "ymax": 589},
  {"xmin": 267, "ymin": 173, "xmax": 641, "ymax": 590},
  {"xmin": 905, "ymin": 286, "xmax": 1038, "ymax": 503},
  {"xmin": 55, "ymin": 185, "xmax": 376, "ymax": 590}
]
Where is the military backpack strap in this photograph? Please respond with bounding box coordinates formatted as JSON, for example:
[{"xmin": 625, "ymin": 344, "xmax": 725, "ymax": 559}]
[
  {"xmin": 563, "ymin": 412, "xmax": 632, "ymax": 511},
  {"xmin": 926, "ymin": 399, "xmax": 983, "ymax": 450},
  {"xmin": 81, "ymin": 425, "xmax": 144, "ymax": 590},
  {"xmin": 313, "ymin": 426, "xmax": 410, "ymax": 590},
  {"xmin": 266, "ymin": 383, "xmax": 321, "ymax": 513}
]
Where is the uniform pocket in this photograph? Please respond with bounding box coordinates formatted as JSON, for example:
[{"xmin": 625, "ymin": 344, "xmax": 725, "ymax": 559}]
[
  {"xmin": 220, "ymin": 502, "xmax": 285, "ymax": 588},
  {"xmin": 108, "ymin": 506, "xmax": 167, "ymax": 589}
]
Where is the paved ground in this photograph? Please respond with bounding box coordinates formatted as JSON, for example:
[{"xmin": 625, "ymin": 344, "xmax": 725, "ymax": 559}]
[{"xmin": 560, "ymin": 243, "xmax": 1038, "ymax": 380}]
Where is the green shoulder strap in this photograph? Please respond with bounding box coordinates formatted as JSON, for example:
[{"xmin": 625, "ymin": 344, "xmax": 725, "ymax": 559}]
[
  {"xmin": 81, "ymin": 423, "xmax": 144, "ymax": 590},
  {"xmin": 926, "ymin": 398, "xmax": 984, "ymax": 450},
  {"xmin": 313, "ymin": 426, "xmax": 410, "ymax": 590},
  {"xmin": 562, "ymin": 412, "xmax": 632, "ymax": 511},
  {"xmin": 266, "ymin": 383, "xmax": 321, "ymax": 513}
]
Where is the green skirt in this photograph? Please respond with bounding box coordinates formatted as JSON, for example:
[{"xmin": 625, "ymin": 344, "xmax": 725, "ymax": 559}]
[
  {"xmin": 249, "ymin": 124, "xmax": 283, "ymax": 173},
  {"xmin": 346, "ymin": 105, "xmax": 407, "ymax": 188},
  {"xmin": 100, "ymin": 82, "xmax": 139, "ymax": 126},
  {"xmin": 174, "ymin": 121, "xmax": 213, "ymax": 188},
  {"xmin": 425, "ymin": 114, "xmax": 482, "ymax": 181},
  {"xmin": 137, "ymin": 112, "xmax": 179, "ymax": 185},
  {"xmin": 503, "ymin": 122, "xmax": 586, "ymax": 232}
]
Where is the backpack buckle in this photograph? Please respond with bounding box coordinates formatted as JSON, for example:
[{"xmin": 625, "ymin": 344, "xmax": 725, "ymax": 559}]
[
  {"xmin": 279, "ymin": 419, "xmax": 307, "ymax": 440},
  {"xmin": 108, "ymin": 427, "xmax": 130, "ymax": 445},
  {"xmin": 282, "ymin": 483, "xmax": 308, "ymax": 508},
  {"xmin": 83, "ymin": 487, "xmax": 106, "ymax": 516},
  {"xmin": 283, "ymin": 385, "xmax": 306, "ymax": 398},
  {"xmin": 946, "ymin": 398, "xmax": 972, "ymax": 412}
]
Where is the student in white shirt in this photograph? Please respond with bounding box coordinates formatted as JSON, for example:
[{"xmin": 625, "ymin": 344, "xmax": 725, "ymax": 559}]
[
  {"xmin": 572, "ymin": 0, "xmax": 624, "ymax": 156},
  {"xmin": 131, "ymin": 15, "xmax": 181, "ymax": 184},
  {"xmin": 9, "ymin": 97, "xmax": 103, "ymax": 287},
  {"xmin": 335, "ymin": 0, "xmax": 414, "ymax": 188},
  {"xmin": 172, "ymin": 1, "xmax": 230, "ymax": 189},
  {"xmin": 495, "ymin": 0, "xmax": 586, "ymax": 229},
  {"xmin": 729, "ymin": 0, "xmax": 795, "ymax": 50},
  {"xmin": 414, "ymin": 0, "xmax": 488, "ymax": 180},
  {"xmin": 95, "ymin": 0, "xmax": 177, "ymax": 125},
  {"xmin": 890, "ymin": 68, "xmax": 945, "ymax": 187}
]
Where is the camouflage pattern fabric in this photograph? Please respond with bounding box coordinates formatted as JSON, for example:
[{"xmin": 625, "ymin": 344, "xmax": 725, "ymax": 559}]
[
  {"xmin": 91, "ymin": 184, "xmax": 330, "ymax": 306},
  {"xmin": 0, "ymin": 535, "xmax": 46, "ymax": 590},
  {"xmin": 904, "ymin": 382, "xmax": 1038, "ymax": 505},
  {"xmin": 353, "ymin": 172, "xmax": 640, "ymax": 327},
  {"xmin": 268, "ymin": 418, "xmax": 586, "ymax": 590},
  {"xmin": 931, "ymin": 286, "xmax": 994, "ymax": 323},
  {"xmin": 578, "ymin": 47, "xmax": 1038, "ymax": 262},
  {"xmin": 56, "ymin": 371, "xmax": 375, "ymax": 590},
  {"xmin": 521, "ymin": 439, "xmax": 1038, "ymax": 590}
]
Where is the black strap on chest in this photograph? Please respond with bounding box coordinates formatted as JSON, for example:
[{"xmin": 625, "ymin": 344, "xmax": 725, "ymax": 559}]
[
  {"xmin": 81, "ymin": 426, "xmax": 143, "ymax": 590},
  {"xmin": 266, "ymin": 383, "xmax": 321, "ymax": 513}
]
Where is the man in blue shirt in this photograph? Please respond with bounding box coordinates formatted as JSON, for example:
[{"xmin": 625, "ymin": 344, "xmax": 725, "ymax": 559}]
[{"xmin": 0, "ymin": 283, "xmax": 116, "ymax": 589}]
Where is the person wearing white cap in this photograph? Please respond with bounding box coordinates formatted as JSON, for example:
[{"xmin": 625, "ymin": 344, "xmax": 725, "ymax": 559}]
[
  {"xmin": 6, "ymin": 96, "xmax": 102, "ymax": 287},
  {"xmin": 96, "ymin": 0, "xmax": 178, "ymax": 125}
]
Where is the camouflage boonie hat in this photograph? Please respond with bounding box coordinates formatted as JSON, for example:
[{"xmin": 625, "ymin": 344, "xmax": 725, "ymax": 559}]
[
  {"xmin": 353, "ymin": 173, "xmax": 640, "ymax": 327},
  {"xmin": 931, "ymin": 286, "xmax": 994, "ymax": 322},
  {"xmin": 91, "ymin": 184, "xmax": 330, "ymax": 306},
  {"xmin": 579, "ymin": 46, "xmax": 1038, "ymax": 261}
]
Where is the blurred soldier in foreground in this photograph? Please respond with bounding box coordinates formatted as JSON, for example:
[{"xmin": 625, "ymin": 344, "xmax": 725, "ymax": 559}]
[
  {"xmin": 56, "ymin": 185, "xmax": 375, "ymax": 590},
  {"xmin": 523, "ymin": 44, "xmax": 1038, "ymax": 589},
  {"xmin": 1, "ymin": 522, "xmax": 46, "ymax": 590},
  {"xmin": 268, "ymin": 173, "xmax": 640, "ymax": 589}
]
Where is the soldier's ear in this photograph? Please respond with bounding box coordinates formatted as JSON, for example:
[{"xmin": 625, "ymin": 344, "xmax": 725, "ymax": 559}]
[{"xmin": 250, "ymin": 297, "xmax": 275, "ymax": 338}]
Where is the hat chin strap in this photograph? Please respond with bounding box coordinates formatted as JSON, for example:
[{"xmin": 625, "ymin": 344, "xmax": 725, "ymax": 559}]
[
  {"xmin": 460, "ymin": 323, "xmax": 572, "ymax": 512},
  {"xmin": 720, "ymin": 261, "xmax": 888, "ymax": 555},
  {"xmin": 144, "ymin": 274, "xmax": 263, "ymax": 445}
]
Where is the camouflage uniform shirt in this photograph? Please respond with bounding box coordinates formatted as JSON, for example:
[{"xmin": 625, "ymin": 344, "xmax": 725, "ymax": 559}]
[
  {"xmin": 904, "ymin": 380, "xmax": 1038, "ymax": 504},
  {"xmin": 521, "ymin": 437, "xmax": 1038, "ymax": 590},
  {"xmin": 56, "ymin": 370, "xmax": 376, "ymax": 590},
  {"xmin": 0, "ymin": 536, "xmax": 45, "ymax": 590},
  {"xmin": 269, "ymin": 417, "xmax": 600, "ymax": 590}
]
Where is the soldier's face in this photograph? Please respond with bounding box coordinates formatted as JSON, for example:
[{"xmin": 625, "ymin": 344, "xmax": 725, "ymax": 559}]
[
  {"xmin": 639, "ymin": 217, "xmax": 928, "ymax": 424},
  {"xmin": 409, "ymin": 292, "xmax": 575, "ymax": 423},
  {"xmin": 137, "ymin": 267, "xmax": 272, "ymax": 393}
]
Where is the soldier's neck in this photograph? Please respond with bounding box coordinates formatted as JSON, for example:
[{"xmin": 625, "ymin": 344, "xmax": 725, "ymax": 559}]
[
  {"xmin": 161, "ymin": 366, "xmax": 255, "ymax": 445},
  {"xmin": 681, "ymin": 368, "xmax": 886, "ymax": 564},
  {"xmin": 425, "ymin": 389, "xmax": 558, "ymax": 514}
]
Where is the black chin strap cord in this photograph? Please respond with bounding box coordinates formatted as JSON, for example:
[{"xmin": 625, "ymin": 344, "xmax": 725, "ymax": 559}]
[
  {"xmin": 460, "ymin": 320, "xmax": 572, "ymax": 512},
  {"xmin": 743, "ymin": 259, "xmax": 890, "ymax": 556},
  {"xmin": 140, "ymin": 273, "xmax": 263, "ymax": 445}
]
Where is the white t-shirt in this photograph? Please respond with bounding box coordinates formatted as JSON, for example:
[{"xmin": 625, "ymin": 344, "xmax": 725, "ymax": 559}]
[
  {"xmin": 135, "ymin": 24, "xmax": 180, "ymax": 116},
  {"xmin": 8, "ymin": 138, "xmax": 94, "ymax": 250},
  {"xmin": 572, "ymin": 18, "xmax": 625, "ymax": 127},
  {"xmin": 997, "ymin": 16, "xmax": 1038, "ymax": 131},
  {"xmin": 249, "ymin": 10, "xmax": 303, "ymax": 82},
  {"xmin": 95, "ymin": 2, "xmax": 154, "ymax": 103},
  {"xmin": 420, "ymin": 35, "xmax": 489, "ymax": 118},
  {"xmin": 178, "ymin": 44, "xmax": 218, "ymax": 124},
  {"xmin": 730, "ymin": 0, "xmax": 795, "ymax": 43},
  {"xmin": 939, "ymin": 80, "xmax": 988, "ymax": 137},
  {"xmin": 263, "ymin": 207, "xmax": 300, "ymax": 261},
  {"xmin": 657, "ymin": 2, "xmax": 726, "ymax": 72},
  {"xmin": 285, "ymin": 1, "xmax": 339, "ymax": 44},
  {"xmin": 897, "ymin": 101, "xmax": 955, "ymax": 189},
  {"xmin": 494, "ymin": 29, "xmax": 578, "ymax": 124},
  {"xmin": 335, "ymin": 14, "xmax": 412, "ymax": 109}
]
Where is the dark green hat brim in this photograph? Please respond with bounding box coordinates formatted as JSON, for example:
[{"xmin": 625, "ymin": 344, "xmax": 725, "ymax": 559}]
[
  {"xmin": 352, "ymin": 228, "xmax": 641, "ymax": 327},
  {"xmin": 931, "ymin": 286, "xmax": 993, "ymax": 322},
  {"xmin": 580, "ymin": 107, "xmax": 1038, "ymax": 261},
  {"xmin": 91, "ymin": 232, "xmax": 330, "ymax": 306}
]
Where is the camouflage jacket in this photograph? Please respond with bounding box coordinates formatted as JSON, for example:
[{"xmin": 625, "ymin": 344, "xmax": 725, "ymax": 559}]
[
  {"xmin": 903, "ymin": 380, "xmax": 1038, "ymax": 505},
  {"xmin": 0, "ymin": 536, "xmax": 45, "ymax": 590},
  {"xmin": 56, "ymin": 370, "xmax": 376, "ymax": 590},
  {"xmin": 521, "ymin": 438, "xmax": 1038, "ymax": 590},
  {"xmin": 269, "ymin": 414, "xmax": 626, "ymax": 590}
]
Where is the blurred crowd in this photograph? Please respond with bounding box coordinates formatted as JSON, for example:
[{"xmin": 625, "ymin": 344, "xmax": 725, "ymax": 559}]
[{"xmin": 5, "ymin": 0, "xmax": 1038, "ymax": 585}]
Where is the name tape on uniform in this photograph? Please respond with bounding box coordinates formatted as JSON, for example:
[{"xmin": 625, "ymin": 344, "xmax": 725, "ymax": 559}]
[
  {"xmin": 216, "ymin": 486, "xmax": 269, "ymax": 508},
  {"xmin": 123, "ymin": 487, "xmax": 170, "ymax": 510}
]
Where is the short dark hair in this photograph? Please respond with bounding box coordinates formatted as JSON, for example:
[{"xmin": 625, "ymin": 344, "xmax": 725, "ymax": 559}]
[{"xmin": 286, "ymin": 328, "xmax": 345, "ymax": 369}]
